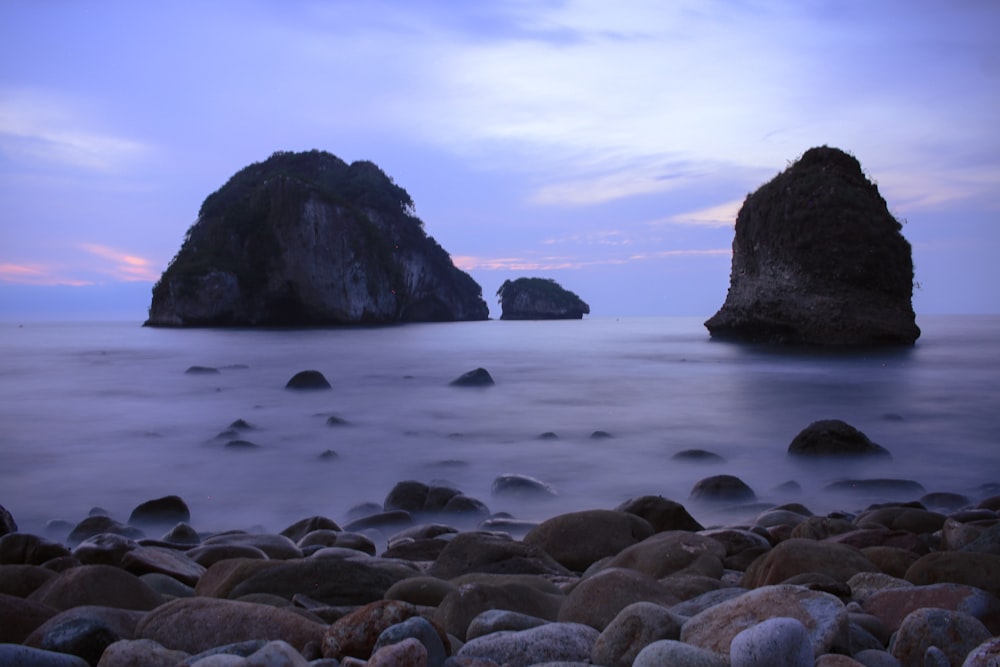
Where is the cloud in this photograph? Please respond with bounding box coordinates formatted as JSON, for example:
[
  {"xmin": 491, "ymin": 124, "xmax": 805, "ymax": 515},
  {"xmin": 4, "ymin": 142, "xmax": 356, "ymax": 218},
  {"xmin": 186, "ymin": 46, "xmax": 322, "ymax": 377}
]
[
  {"xmin": 657, "ymin": 199, "xmax": 743, "ymax": 228},
  {"xmin": 0, "ymin": 263, "xmax": 93, "ymax": 287},
  {"xmin": 78, "ymin": 243, "xmax": 160, "ymax": 282},
  {"xmin": 0, "ymin": 88, "xmax": 147, "ymax": 171}
]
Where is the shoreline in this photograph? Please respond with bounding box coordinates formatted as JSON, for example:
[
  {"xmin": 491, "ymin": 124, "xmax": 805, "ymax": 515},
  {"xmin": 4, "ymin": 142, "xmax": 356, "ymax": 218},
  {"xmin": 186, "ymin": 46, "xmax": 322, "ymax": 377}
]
[{"xmin": 2, "ymin": 482, "xmax": 999, "ymax": 666}]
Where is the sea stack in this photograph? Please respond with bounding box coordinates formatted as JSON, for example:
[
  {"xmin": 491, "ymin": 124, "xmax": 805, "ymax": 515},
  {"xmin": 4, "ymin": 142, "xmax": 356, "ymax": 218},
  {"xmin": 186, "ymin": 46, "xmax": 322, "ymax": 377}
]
[
  {"xmin": 497, "ymin": 277, "xmax": 590, "ymax": 320},
  {"xmin": 705, "ymin": 146, "xmax": 920, "ymax": 345},
  {"xmin": 145, "ymin": 150, "xmax": 489, "ymax": 326}
]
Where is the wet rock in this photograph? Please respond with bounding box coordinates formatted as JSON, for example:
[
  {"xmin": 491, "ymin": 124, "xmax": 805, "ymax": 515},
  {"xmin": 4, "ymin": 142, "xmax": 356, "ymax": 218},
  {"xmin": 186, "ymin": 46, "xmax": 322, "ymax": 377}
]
[
  {"xmin": 690, "ymin": 474, "xmax": 756, "ymax": 502},
  {"xmin": 904, "ymin": 551, "xmax": 1000, "ymax": 597},
  {"xmin": 787, "ymin": 420, "xmax": 892, "ymax": 458},
  {"xmin": 67, "ymin": 516, "xmax": 144, "ymax": 545},
  {"xmin": 890, "ymin": 608, "xmax": 991, "ymax": 667},
  {"xmin": 457, "ymin": 622, "xmax": 599, "ymax": 665},
  {"xmin": 428, "ymin": 531, "xmax": 570, "ymax": 579},
  {"xmin": 342, "ymin": 510, "xmax": 413, "ymax": 533},
  {"xmin": 600, "ymin": 530, "xmax": 727, "ymax": 580},
  {"xmin": 30, "ymin": 615, "xmax": 122, "ymax": 666},
  {"xmin": 680, "ymin": 584, "xmax": 848, "ymax": 659},
  {"xmin": 449, "ymin": 368, "xmax": 494, "ymax": 387},
  {"xmin": 0, "ymin": 533, "xmax": 71, "ymax": 565},
  {"xmin": 72, "ymin": 534, "xmax": 139, "ymax": 567},
  {"xmin": 285, "ymin": 370, "xmax": 331, "ymax": 390},
  {"xmin": 741, "ymin": 538, "xmax": 878, "ymax": 588},
  {"xmin": 559, "ymin": 567, "xmax": 679, "ymax": 630},
  {"xmin": 0, "ymin": 564, "xmax": 56, "ymax": 597},
  {"xmin": 224, "ymin": 439, "xmax": 261, "ymax": 450},
  {"xmin": 226, "ymin": 557, "xmax": 409, "ymax": 605},
  {"xmin": 963, "ymin": 636, "xmax": 1000, "ymax": 666},
  {"xmin": 121, "ymin": 545, "xmax": 206, "ymax": 587},
  {"xmin": 186, "ymin": 544, "xmax": 269, "ymax": 568},
  {"xmin": 279, "ymin": 516, "xmax": 341, "ymax": 543},
  {"xmin": 863, "ymin": 582, "xmax": 1000, "ymax": 634},
  {"xmin": 137, "ymin": 597, "xmax": 325, "ymax": 655},
  {"xmin": 385, "ymin": 480, "xmax": 431, "ymax": 513},
  {"xmin": 0, "ymin": 645, "xmax": 89, "ymax": 666},
  {"xmin": 185, "ymin": 366, "xmax": 220, "ymax": 375},
  {"xmin": 465, "ymin": 609, "xmax": 549, "ymax": 641},
  {"xmin": 385, "ymin": 576, "xmax": 457, "ymax": 608},
  {"xmin": 960, "ymin": 522, "xmax": 1000, "ymax": 555},
  {"xmin": 178, "ymin": 639, "xmax": 269, "ymax": 665},
  {"xmin": 590, "ymin": 601, "xmax": 684, "ymax": 667},
  {"xmin": 859, "ymin": 546, "xmax": 920, "ymax": 579},
  {"xmin": 0, "ymin": 503, "xmax": 16, "ymax": 536},
  {"xmin": 632, "ymin": 640, "xmax": 727, "ymax": 667},
  {"xmin": 856, "ymin": 507, "xmax": 946, "ymax": 534},
  {"xmin": 128, "ymin": 495, "xmax": 191, "ymax": 529},
  {"xmin": 442, "ymin": 495, "xmax": 490, "ymax": 518},
  {"xmin": 368, "ymin": 637, "xmax": 427, "ymax": 667},
  {"xmin": 615, "ymin": 496, "xmax": 704, "ymax": 532},
  {"xmin": 789, "ymin": 516, "xmax": 855, "ymax": 540},
  {"xmin": 373, "ymin": 616, "xmax": 448, "ymax": 667},
  {"xmin": 672, "ymin": 449, "xmax": 726, "ymax": 462},
  {"xmin": 0, "ymin": 593, "xmax": 59, "ymax": 643},
  {"xmin": 95, "ymin": 638, "xmax": 190, "ymax": 667},
  {"xmin": 321, "ymin": 600, "xmax": 421, "ymax": 661},
  {"xmin": 490, "ymin": 473, "xmax": 556, "ymax": 499},
  {"xmin": 847, "ymin": 572, "xmax": 913, "ymax": 604},
  {"xmin": 523, "ymin": 509, "xmax": 653, "ymax": 572},
  {"xmin": 160, "ymin": 522, "xmax": 201, "ymax": 546},
  {"xmin": 920, "ymin": 491, "xmax": 971, "ymax": 512},
  {"xmin": 434, "ymin": 581, "xmax": 563, "ymax": 641},
  {"xmin": 200, "ymin": 533, "xmax": 302, "ymax": 560},
  {"xmin": 729, "ymin": 616, "xmax": 814, "ymax": 667},
  {"xmin": 28, "ymin": 564, "xmax": 163, "ymax": 611}
]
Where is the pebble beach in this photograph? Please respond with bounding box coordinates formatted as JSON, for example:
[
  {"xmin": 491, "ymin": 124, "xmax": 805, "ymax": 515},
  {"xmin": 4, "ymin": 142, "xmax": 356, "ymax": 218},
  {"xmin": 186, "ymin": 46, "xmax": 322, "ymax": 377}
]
[{"xmin": 3, "ymin": 476, "xmax": 1000, "ymax": 667}]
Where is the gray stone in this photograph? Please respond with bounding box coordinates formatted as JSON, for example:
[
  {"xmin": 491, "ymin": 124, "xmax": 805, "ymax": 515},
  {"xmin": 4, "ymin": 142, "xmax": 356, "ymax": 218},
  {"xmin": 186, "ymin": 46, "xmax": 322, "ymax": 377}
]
[
  {"xmin": 591, "ymin": 601, "xmax": 685, "ymax": 667},
  {"xmin": 373, "ymin": 616, "xmax": 447, "ymax": 667},
  {"xmin": 890, "ymin": 608, "xmax": 991, "ymax": 667},
  {"xmin": 465, "ymin": 610, "xmax": 548, "ymax": 641},
  {"xmin": 457, "ymin": 623, "xmax": 598, "ymax": 665},
  {"xmin": 729, "ymin": 616, "xmax": 814, "ymax": 667},
  {"xmin": 631, "ymin": 640, "xmax": 727, "ymax": 667},
  {"xmin": 95, "ymin": 638, "xmax": 190, "ymax": 667},
  {"xmin": 0, "ymin": 644, "xmax": 90, "ymax": 666}
]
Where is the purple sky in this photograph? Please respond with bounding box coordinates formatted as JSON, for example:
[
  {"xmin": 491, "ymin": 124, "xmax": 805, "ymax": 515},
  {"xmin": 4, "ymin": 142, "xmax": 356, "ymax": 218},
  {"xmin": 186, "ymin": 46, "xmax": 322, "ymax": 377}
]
[{"xmin": 2, "ymin": 1, "xmax": 998, "ymax": 320}]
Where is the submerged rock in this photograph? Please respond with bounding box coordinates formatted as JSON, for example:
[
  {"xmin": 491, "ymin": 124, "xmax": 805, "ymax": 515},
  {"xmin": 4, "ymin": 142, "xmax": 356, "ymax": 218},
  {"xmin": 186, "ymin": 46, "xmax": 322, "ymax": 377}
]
[
  {"xmin": 145, "ymin": 150, "xmax": 488, "ymax": 326},
  {"xmin": 449, "ymin": 367, "xmax": 494, "ymax": 387},
  {"xmin": 496, "ymin": 277, "xmax": 590, "ymax": 320},
  {"xmin": 788, "ymin": 419, "xmax": 892, "ymax": 459},
  {"xmin": 705, "ymin": 146, "xmax": 920, "ymax": 345},
  {"xmin": 285, "ymin": 370, "xmax": 331, "ymax": 390}
]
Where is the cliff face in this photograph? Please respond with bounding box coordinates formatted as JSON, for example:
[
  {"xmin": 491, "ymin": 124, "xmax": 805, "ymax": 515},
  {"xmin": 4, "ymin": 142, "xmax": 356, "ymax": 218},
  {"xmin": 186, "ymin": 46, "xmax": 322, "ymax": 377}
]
[
  {"xmin": 497, "ymin": 277, "xmax": 590, "ymax": 320},
  {"xmin": 146, "ymin": 151, "xmax": 489, "ymax": 326},
  {"xmin": 705, "ymin": 146, "xmax": 920, "ymax": 345}
]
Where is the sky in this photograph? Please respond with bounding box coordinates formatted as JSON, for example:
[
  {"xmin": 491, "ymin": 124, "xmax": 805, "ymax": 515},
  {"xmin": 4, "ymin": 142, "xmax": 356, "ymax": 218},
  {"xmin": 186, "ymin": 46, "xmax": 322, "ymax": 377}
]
[{"xmin": 2, "ymin": 1, "xmax": 998, "ymax": 321}]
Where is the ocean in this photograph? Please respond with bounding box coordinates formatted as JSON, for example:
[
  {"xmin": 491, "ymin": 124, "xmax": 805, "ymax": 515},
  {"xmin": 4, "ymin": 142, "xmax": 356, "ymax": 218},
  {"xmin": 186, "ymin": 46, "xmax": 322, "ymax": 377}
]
[{"xmin": 1, "ymin": 315, "xmax": 998, "ymax": 537}]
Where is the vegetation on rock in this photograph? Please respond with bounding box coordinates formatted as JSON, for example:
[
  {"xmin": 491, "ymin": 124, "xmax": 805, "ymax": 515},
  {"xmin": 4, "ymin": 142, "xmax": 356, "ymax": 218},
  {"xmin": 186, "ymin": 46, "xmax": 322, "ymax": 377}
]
[{"xmin": 496, "ymin": 277, "xmax": 590, "ymax": 320}]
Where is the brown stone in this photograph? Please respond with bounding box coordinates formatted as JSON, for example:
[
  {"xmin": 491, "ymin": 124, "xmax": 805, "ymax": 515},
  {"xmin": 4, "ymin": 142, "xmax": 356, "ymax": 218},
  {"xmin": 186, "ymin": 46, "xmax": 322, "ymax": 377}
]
[
  {"xmin": 600, "ymin": 531, "xmax": 726, "ymax": 580},
  {"xmin": 28, "ymin": 564, "xmax": 163, "ymax": 611},
  {"xmin": 904, "ymin": 551, "xmax": 1000, "ymax": 597},
  {"xmin": 615, "ymin": 496, "xmax": 704, "ymax": 532},
  {"xmin": 740, "ymin": 538, "xmax": 878, "ymax": 588},
  {"xmin": 558, "ymin": 567, "xmax": 678, "ymax": 631},
  {"xmin": 863, "ymin": 582, "xmax": 1000, "ymax": 633},
  {"xmin": 321, "ymin": 600, "xmax": 421, "ymax": 660},
  {"xmin": 860, "ymin": 546, "xmax": 920, "ymax": 578},
  {"xmin": 0, "ymin": 564, "xmax": 56, "ymax": 597},
  {"xmin": 121, "ymin": 545, "xmax": 206, "ymax": 587},
  {"xmin": 522, "ymin": 509, "xmax": 653, "ymax": 572},
  {"xmin": 433, "ymin": 582, "xmax": 563, "ymax": 641},
  {"xmin": 428, "ymin": 531, "xmax": 571, "ymax": 579},
  {"xmin": 0, "ymin": 593, "xmax": 58, "ymax": 643},
  {"xmin": 136, "ymin": 597, "xmax": 325, "ymax": 654}
]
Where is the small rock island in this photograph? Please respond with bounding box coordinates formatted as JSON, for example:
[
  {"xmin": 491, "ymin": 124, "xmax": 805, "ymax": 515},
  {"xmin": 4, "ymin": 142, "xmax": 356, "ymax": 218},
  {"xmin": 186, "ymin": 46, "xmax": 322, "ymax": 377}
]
[
  {"xmin": 497, "ymin": 277, "xmax": 590, "ymax": 320},
  {"xmin": 145, "ymin": 150, "xmax": 489, "ymax": 326},
  {"xmin": 705, "ymin": 146, "xmax": 920, "ymax": 345}
]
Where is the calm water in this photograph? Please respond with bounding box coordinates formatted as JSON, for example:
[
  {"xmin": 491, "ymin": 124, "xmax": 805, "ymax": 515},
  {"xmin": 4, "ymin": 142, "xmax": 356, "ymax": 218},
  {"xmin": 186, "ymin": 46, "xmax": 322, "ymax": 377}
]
[{"xmin": 1, "ymin": 315, "xmax": 998, "ymax": 536}]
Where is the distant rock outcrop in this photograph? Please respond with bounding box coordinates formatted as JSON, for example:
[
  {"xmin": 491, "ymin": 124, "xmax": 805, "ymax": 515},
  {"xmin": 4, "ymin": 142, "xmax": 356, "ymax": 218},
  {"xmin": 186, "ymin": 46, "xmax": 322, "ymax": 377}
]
[
  {"xmin": 496, "ymin": 277, "xmax": 590, "ymax": 320},
  {"xmin": 705, "ymin": 146, "xmax": 920, "ymax": 345},
  {"xmin": 145, "ymin": 150, "xmax": 489, "ymax": 326}
]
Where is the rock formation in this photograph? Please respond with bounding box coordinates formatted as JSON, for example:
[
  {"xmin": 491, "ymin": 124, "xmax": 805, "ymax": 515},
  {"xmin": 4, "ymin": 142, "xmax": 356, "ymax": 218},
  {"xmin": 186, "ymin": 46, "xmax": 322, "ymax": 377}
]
[
  {"xmin": 705, "ymin": 146, "xmax": 920, "ymax": 345},
  {"xmin": 496, "ymin": 277, "xmax": 590, "ymax": 320},
  {"xmin": 145, "ymin": 150, "xmax": 489, "ymax": 326}
]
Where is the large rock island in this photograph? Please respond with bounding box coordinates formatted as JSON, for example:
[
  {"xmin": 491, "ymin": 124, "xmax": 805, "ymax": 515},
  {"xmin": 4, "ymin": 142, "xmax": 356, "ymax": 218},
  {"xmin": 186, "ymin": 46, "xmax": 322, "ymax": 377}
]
[
  {"xmin": 497, "ymin": 277, "xmax": 590, "ymax": 320},
  {"xmin": 705, "ymin": 146, "xmax": 920, "ymax": 345},
  {"xmin": 146, "ymin": 150, "xmax": 489, "ymax": 326}
]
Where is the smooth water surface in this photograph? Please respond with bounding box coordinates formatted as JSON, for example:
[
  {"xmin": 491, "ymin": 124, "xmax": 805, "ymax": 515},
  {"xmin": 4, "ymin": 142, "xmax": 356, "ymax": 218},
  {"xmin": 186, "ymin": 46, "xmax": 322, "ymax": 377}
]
[{"xmin": 1, "ymin": 315, "xmax": 997, "ymax": 534}]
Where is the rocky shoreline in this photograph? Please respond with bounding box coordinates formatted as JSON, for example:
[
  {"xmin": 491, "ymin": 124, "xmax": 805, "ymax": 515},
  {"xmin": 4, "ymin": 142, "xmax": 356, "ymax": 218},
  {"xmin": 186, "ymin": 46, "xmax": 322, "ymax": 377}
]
[{"xmin": 2, "ymin": 482, "xmax": 999, "ymax": 667}]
